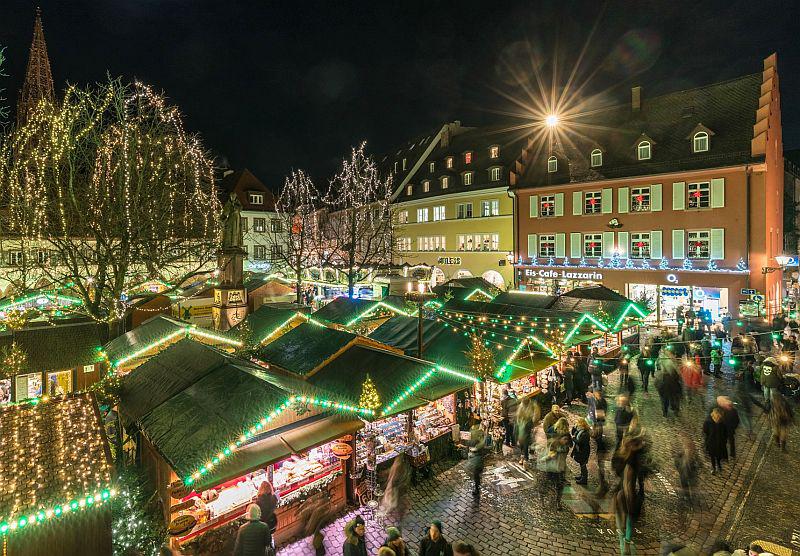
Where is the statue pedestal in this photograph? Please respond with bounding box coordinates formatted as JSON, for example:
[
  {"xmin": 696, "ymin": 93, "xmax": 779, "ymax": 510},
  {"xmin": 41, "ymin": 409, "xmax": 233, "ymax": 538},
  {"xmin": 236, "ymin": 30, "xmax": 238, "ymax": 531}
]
[
  {"xmin": 212, "ymin": 247, "xmax": 248, "ymax": 332},
  {"xmin": 217, "ymin": 247, "xmax": 247, "ymax": 287}
]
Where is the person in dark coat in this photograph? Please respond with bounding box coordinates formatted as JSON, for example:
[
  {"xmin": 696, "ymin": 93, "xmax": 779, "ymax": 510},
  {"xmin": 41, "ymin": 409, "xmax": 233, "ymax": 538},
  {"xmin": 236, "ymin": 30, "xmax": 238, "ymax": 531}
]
[
  {"xmin": 500, "ymin": 388, "xmax": 518, "ymax": 446},
  {"xmin": 655, "ymin": 354, "xmax": 682, "ymax": 418},
  {"xmin": 614, "ymin": 395, "xmax": 635, "ymax": 448},
  {"xmin": 562, "ymin": 361, "xmax": 575, "ymax": 407},
  {"xmin": 703, "ymin": 408, "xmax": 728, "ymax": 474},
  {"xmin": 571, "ymin": 418, "xmax": 592, "ymax": 485},
  {"xmin": 769, "ymin": 392, "xmax": 795, "ymax": 451},
  {"xmin": 255, "ymin": 481, "xmax": 278, "ymax": 533},
  {"xmin": 419, "ymin": 520, "xmax": 453, "ymax": 556},
  {"xmin": 617, "ymin": 355, "xmax": 630, "ymax": 390},
  {"xmin": 233, "ymin": 504, "xmax": 273, "ymax": 556},
  {"xmin": 589, "ymin": 350, "xmax": 604, "ymax": 392},
  {"xmin": 342, "ymin": 515, "xmax": 368, "ymax": 556},
  {"xmin": 716, "ymin": 396, "xmax": 740, "ymax": 458}
]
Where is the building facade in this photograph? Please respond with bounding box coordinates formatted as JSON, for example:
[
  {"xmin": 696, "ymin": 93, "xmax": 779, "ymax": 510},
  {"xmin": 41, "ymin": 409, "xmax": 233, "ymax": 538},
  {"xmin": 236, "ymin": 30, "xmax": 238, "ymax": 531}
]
[
  {"xmin": 386, "ymin": 122, "xmax": 530, "ymax": 289},
  {"xmin": 512, "ymin": 55, "xmax": 784, "ymax": 323}
]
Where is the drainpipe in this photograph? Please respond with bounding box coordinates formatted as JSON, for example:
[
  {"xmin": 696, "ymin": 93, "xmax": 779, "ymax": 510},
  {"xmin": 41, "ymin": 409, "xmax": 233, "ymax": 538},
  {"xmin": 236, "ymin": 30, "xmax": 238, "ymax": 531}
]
[
  {"xmin": 746, "ymin": 166, "xmax": 752, "ymax": 287},
  {"xmin": 508, "ymin": 189, "xmax": 517, "ymax": 289}
]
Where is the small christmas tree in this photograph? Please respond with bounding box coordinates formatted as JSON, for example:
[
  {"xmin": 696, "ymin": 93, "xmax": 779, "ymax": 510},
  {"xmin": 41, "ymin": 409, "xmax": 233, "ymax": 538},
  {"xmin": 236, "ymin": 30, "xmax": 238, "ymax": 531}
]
[
  {"xmin": 736, "ymin": 257, "xmax": 747, "ymax": 271},
  {"xmin": 659, "ymin": 258, "xmax": 670, "ymax": 270},
  {"xmin": 707, "ymin": 259, "xmax": 718, "ymax": 271},
  {"xmin": 0, "ymin": 342, "xmax": 27, "ymax": 379},
  {"xmin": 236, "ymin": 317, "xmax": 255, "ymax": 352},
  {"xmin": 359, "ymin": 374, "xmax": 381, "ymax": 411},
  {"xmin": 625, "ymin": 258, "xmax": 635, "ymax": 269},
  {"xmin": 465, "ymin": 333, "xmax": 494, "ymax": 415},
  {"xmin": 596, "ymin": 258, "xmax": 605, "ymax": 268},
  {"xmin": 640, "ymin": 258, "xmax": 651, "ymax": 269},
  {"xmin": 578, "ymin": 257, "xmax": 588, "ymax": 267},
  {"xmin": 547, "ymin": 256, "xmax": 555, "ymax": 267},
  {"xmin": 682, "ymin": 258, "xmax": 693, "ymax": 270},
  {"xmin": 610, "ymin": 251, "xmax": 622, "ymax": 269},
  {"xmin": 594, "ymin": 302, "xmax": 612, "ymax": 330}
]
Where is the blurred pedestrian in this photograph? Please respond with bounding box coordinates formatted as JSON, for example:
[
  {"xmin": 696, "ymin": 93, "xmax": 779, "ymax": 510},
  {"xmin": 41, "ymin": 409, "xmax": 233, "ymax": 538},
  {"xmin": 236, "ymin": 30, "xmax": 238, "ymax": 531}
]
[
  {"xmin": 382, "ymin": 527, "xmax": 407, "ymax": 556},
  {"xmin": 587, "ymin": 389, "xmax": 608, "ymax": 450},
  {"xmin": 377, "ymin": 548, "xmax": 396, "ymax": 556},
  {"xmin": 255, "ymin": 481, "xmax": 278, "ymax": 535},
  {"xmin": 710, "ymin": 347, "xmax": 722, "ymax": 377},
  {"xmin": 589, "ymin": 350, "xmax": 604, "ymax": 392},
  {"xmin": 452, "ymin": 541, "xmax": 481, "ymax": 556},
  {"xmin": 464, "ymin": 423, "xmax": 487, "ymax": 497},
  {"xmin": 703, "ymin": 408, "xmax": 728, "ymax": 474},
  {"xmin": 419, "ymin": 520, "xmax": 453, "ymax": 556},
  {"xmin": 543, "ymin": 404, "xmax": 567, "ymax": 438},
  {"xmin": 562, "ymin": 360, "xmax": 576, "ymax": 407},
  {"xmin": 769, "ymin": 392, "xmax": 795, "ymax": 451},
  {"xmin": 612, "ymin": 462, "xmax": 642, "ymax": 555},
  {"xmin": 539, "ymin": 418, "xmax": 572, "ymax": 510},
  {"xmin": 233, "ymin": 504, "xmax": 273, "ymax": 556},
  {"xmin": 618, "ymin": 354, "xmax": 630, "ymax": 390},
  {"xmin": 571, "ymin": 417, "xmax": 592, "ymax": 485},
  {"xmin": 614, "ymin": 394, "xmax": 635, "ymax": 449},
  {"xmin": 343, "ymin": 515, "xmax": 368, "ymax": 556},
  {"xmin": 381, "ymin": 455, "xmax": 411, "ymax": 522},
  {"xmin": 673, "ymin": 435, "xmax": 701, "ymax": 503},
  {"xmin": 760, "ymin": 357, "xmax": 782, "ymax": 406},
  {"xmin": 655, "ymin": 353, "xmax": 682, "ymax": 418},
  {"xmin": 516, "ymin": 396, "xmax": 540, "ymax": 465},
  {"xmin": 500, "ymin": 388, "xmax": 518, "ymax": 447},
  {"xmin": 716, "ymin": 396, "xmax": 740, "ymax": 459},
  {"xmin": 639, "ymin": 354, "xmax": 654, "ymax": 393}
]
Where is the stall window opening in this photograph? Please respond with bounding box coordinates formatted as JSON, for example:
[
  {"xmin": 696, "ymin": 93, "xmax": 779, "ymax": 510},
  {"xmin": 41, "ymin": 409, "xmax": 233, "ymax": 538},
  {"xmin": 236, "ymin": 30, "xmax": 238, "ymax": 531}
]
[
  {"xmin": 687, "ymin": 182, "xmax": 710, "ymax": 209},
  {"xmin": 584, "ymin": 191, "xmax": 602, "ymax": 214},
  {"xmin": 539, "ymin": 235, "xmax": 556, "ymax": 257},
  {"xmin": 630, "ymin": 233, "xmax": 651, "ymax": 259},
  {"xmin": 583, "ymin": 233, "xmax": 602, "ymax": 258},
  {"xmin": 688, "ymin": 230, "xmax": 710, "ymax": 259},
  {"xmin": 540, "ymin": 195, "xmax": 556, "ymax": 217},
  {"xmin": 631, "ymin": 187, "xmax": 651, "ymax": 212}
]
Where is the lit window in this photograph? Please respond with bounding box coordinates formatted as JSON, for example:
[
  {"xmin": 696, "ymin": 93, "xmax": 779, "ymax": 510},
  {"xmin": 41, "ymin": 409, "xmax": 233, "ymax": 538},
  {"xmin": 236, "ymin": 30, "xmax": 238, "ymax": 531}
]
[
  {"xmin": 417, "ymin": 208, "xmax": 429, "ymax": 223},
  {"xmin": 463, "ymin": 172, "xmax": 473, "ymax": 186},
  {"xmin": 441, "ymin": 176, "xmax": 449, "ymax": 189},
  {"xmin": 248, "ymin": 192, "xmax": 264, "ymax": 205},
  {"xmin": 418, "ymin": 236, "xmax": 445, "ymax": 251},
  {"xmin": 240, "ymin": 217, "xmax": 248, "ymax": 233},
  {"xmin": 584, "ymin": 191, "xmax": 601, "ymax": 214},
  {"xmin": 688, "ymin": 230, "xmax": 710, "ymax": 259},
  {"xmin": 457, "ymin": 233, "xmax": 499, "ymax": 252},
  {"xmin": 397, "ymin": 237, "xmax": 412, "ymax": 252},
  {"xmin": 465, "ymin": 152, "xmax": 473, "ymax": 164},
  {"xmin": 270, "ymin": 219, "xmax": 282, "ymax": 233},
  {"xmin": 253, "ymin": 245, "xmax": 267, "ymax": 260},
  {"xmin": 540, "ymin": 195, "xmax": 555, "ymax": 217},
  {"xmin": 481, "ymin": 200, "xmax": 499, "ymax": 217},
  {"xmin": 590, "ymin": 149, "xmax": 603, "ymax": 167},
  {"xmin": 490, "ymin": 167, "xmax": 501, "ymax": 181},
  {"xmin": 539, "ymin": 234, "xmax": 556, "ymax": 257},
  {"xmin": 687, "ymin": 182, "xmax": 710, "ymax": 209},
  {"xmin": 429, "ymin": 162, "xmax": 435, "ymax": 173},
  {"xmin": 423, "ymin": 180, "xmax": 430, "ymax": 192},
  {"xmin": 630, "ymin": 233, "xmax": 650, "ymax": 259},
  {"xmin": 583, "ymin": 233, "xmax": 602, "ymax": 258},
  {"xmin": 253, "ymin": 217, "xmax": 266, "ymax": 232},
  {"xmin": 270, "ymin": 245, "xmax": 283, "ymax": 260},
  {"xmin": 406, "ymin": 185, "xmax": 413, "ymax": 196},
  {"xmin": 693, "ymin": 132, "xmax": 709, "ymax": 153},
  {"xmin": 631, "ymin": 187, "xmax": 650, "ymax": 212},
  {"xmin": 457, "ymin": 203, "xmax": 473, "ymax": 219},
  {"xmin": 402, "ymin": 158, "xmax": 407, "ymax": 170},
  {"xmin": 547, "ymin": 156, "xmax": 557, "ymax": 173},
  {"xmin": 433, "ymin": 206, "xmax": 446, "ymax": 221},
  {"xmin": 398, "ymin": 210, "xmax": 409, "ymax": 224},
  {"xmin": 36, "ymin": 250, "xmax": 48, "ymax": 264},
  {"xmin": 489, "ymin": 146, "xmax": 499, "ymax": 158},
  {"xmin": 446, "ymin": 157, "xmax": 454, "ymax": 169},
  {"xmin": 637, "ymin": 141, "xmax": 651, "ymax": 160}
]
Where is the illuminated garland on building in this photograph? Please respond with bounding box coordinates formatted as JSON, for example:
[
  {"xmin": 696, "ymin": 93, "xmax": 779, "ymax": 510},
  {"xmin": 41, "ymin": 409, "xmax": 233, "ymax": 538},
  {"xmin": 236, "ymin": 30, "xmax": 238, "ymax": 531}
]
[
  {"xmin": 344, "ymin": 301, "xmax": 409, "ymax": 327},
  {"xmin": 515, "ymin": 257, "xmax": 749, "ymax": 274},
  {"xmin": 111, "ymin": 325, "xmax": 243, "ymax": 368},
  {"xmin": 0, "ymin": 488, "xmax": 116, "ymax": 536},
  {"xmin": 464, "ymin": 288, "xmax": 495, "ymax": 302}
]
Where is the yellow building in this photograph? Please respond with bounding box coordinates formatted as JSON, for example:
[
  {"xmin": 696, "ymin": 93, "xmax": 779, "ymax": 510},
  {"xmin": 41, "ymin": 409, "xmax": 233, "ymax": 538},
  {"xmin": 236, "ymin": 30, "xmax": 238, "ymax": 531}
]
[{"xmin": 383, "ymin": 122, "xmax": 529, "ymax": 289}]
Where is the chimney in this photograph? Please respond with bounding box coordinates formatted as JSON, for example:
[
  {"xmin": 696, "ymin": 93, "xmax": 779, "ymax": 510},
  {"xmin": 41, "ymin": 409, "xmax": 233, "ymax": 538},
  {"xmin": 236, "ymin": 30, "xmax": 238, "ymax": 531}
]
[
  {"xmin": 440, "ymin": 121, "xmax": 461, "ymax": 148},
  {"xmin": 631, "ymin": 86, "xmax": 642, "ymax": 111}
]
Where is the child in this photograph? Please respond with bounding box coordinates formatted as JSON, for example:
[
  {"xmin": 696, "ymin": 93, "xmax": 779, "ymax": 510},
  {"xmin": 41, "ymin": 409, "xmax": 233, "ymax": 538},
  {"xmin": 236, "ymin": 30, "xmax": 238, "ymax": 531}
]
[{"xmin": 710, "ymin": 348, "xmax": 722, "ymax": 377}]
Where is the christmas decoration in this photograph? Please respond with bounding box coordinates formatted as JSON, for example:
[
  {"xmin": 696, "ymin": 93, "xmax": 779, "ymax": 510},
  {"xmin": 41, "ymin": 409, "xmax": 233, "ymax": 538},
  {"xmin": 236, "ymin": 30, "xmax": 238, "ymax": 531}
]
[
  {"xmin": 0, "ymin": 341, "xmax": 28, "ymax": 379},
  {"xmin": 359, "ymin": 374, "xmax": 381, "ymax": 411},
  {"xmin": 547, "ymin": 256, "xmax": 555, "ymax": 266},
  {"xmin": 659, "ymin": 258, "xmax": 670, "ymax": 270},
  {"xmin": 610, "ymin": 252, "xmax": 622, "ymax": 269},
  {"xmin": 625, "ymin": 258, "xmax": 635, "ymax": 269},
  {"xmin": 682, "ymin": 258, "xmax": 694, "ymax": 270},
  {"xmin": 737, "ymin": 257, "xmax": 748, "ymax": 271},
  {"xmin": 707, "ymin": 260, "xmax": 718, "ymax": 270},
  {"xmin": 465, "ymin": 333, "xmax": 496, "ymax": 382},
  {"xmin": 111, "ymin": 466, "xmax": 166, "ymax": 556}
]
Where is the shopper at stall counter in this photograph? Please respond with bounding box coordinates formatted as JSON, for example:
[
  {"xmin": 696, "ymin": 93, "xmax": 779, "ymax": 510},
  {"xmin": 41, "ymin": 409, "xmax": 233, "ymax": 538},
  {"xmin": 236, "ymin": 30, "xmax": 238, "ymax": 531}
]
[
  {"xmin": 255, "ymin": 481, "xmax": 279, "ymax": 533},
  {"xmin": 419, "ymin": 520, "xmax": 453, "ymax": 556},
  {"xmin": 233, "ymin": 504, "xmax": 273, "ymax": 556},
  {"xmin": 343, "ymin": 515, "xmax": 368, "ymax": 556}
]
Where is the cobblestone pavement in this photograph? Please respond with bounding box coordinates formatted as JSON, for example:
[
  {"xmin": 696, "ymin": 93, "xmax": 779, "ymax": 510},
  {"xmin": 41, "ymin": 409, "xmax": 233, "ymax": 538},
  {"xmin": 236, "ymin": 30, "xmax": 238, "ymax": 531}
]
[{"xmin": 273, "ymin": 356, "xmax": 796, "ymax": 556}]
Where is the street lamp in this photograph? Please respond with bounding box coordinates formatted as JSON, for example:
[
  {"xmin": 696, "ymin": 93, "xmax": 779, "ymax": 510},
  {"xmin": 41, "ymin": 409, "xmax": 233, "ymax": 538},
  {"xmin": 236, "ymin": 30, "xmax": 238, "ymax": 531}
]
[{"xmin": 545, "ymin": 114, "xmax": 559, "ymax": 127}]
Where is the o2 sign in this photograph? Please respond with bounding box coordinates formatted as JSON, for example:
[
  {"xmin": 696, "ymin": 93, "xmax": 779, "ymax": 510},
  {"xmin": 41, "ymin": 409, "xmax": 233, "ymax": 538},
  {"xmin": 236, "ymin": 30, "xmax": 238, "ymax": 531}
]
[{"xmin": 666, "ymin": 273, "xmax": 678, "ymax": 284}]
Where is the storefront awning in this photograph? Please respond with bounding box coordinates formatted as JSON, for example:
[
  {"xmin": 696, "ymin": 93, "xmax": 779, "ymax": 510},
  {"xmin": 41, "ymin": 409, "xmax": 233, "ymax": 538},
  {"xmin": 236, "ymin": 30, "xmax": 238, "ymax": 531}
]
[
  {"xmin": 494, "ymin": 354, "xmax": 559, "ymax": 384},
  {"xmin": 194, "ymin": 413, "xmax": 363, "ymax": 492}
]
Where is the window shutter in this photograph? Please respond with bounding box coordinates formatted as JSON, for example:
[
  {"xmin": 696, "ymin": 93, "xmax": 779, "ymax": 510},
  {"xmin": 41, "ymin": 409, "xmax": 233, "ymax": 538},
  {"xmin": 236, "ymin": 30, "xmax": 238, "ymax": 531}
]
[
  {"xmin": 554, "ymin": 193, "xmax": 564, "ymax": 217},
  {"xmin": 555, "ymin": 233, "xmax": 566, "ymax": 258},
  {"xmin": 602, "ymin": 231, "xmax": 615, "ymax": 258},
  {"xmin": 672, "ymin": 229, "xmax": 685, "ymax": 259},
  {"xmin": 618, "ymin": 187, "xmax": 629, "ymax": 213},
  {"xmin": 672, "ymin": 182, "xmax": 685, "ymax": 211},
  {"xmin": 529, "ymin": 195, "xmax": 538, "ymax": 218},
  {"xmin": 711, "ymin": 178, "xmax": 725, "ymax": 208},
  {"xmin": 710, "ymin": 228, "xmax": 725, "ymax": 260},
  {"xmin": 601, "ymin": 188, "xmax": 613, "ymax": 214},
  {"xmin": 573, "ymin": 191, "xmax": 582, "ymax": 215},
  {"xmin": 527, "ymin": 234, "xmax": 538, "ymax": 258},
  {"xmin": 570, "ymin": 232, "xmax": 581, "ymax": 258},
  {"xmin": 617, "ymin": 232, "xmax": 629, "ymax": 258},
  {"xmin": 650, "ymin": 230, "xmax": 662, "ymax": 259},
  {"xmin": 651, "ymin": 184, "xmax": 663, "ymax": 211}
]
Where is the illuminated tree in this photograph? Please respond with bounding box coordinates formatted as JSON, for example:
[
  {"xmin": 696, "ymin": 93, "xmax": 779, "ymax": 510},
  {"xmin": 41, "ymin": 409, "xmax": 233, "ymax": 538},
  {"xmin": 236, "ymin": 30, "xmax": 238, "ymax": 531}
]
[
  {"xmin": 0, "ymin": 341, "xmax": 28, "ymax": 379},
  {"xmin": 465, "ymin": 333, "xmax": 494, "ymax": 412},
  {"xmin": 0, "ymin": 46, "xmax": 8, "ymax": 126},
  {"xmin": 323, "ymin": 142, "xmax": 396, "ymax": 298},
  {"xmin": 359, "ymin": 373, "xmax": 381, "ymax": 411},
  {"xmin": 0, "ymin": 78, "xmax": 220, "ymax": 336}
]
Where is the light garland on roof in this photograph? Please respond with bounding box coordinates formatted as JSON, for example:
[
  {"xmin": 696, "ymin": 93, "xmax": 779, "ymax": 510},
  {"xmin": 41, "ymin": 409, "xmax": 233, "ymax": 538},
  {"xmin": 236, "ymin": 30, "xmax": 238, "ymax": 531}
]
[
  {"xmin": 344, "ymin": 301, "xmax": 409, "ymax": 327},
  {"xmin": 515, "ymin": 257, "xmax": 749, "ymax": 274},
  {"xmin": 464, "ymin": 288, "xmax": 495, "ymax": 302},
  {"xmin": 111, "ymin": 325, "xmax": 242, "ymax": 368}
]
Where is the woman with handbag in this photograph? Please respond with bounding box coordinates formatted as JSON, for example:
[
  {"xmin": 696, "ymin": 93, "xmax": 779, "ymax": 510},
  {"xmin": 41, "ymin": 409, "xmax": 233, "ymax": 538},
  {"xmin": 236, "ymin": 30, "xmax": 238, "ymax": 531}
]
[
  {"xmin": 571, "ymin": 418, "xmax": 592, "ymax": 485},
  {"xmin": 538, "ymin": 418, "xmax": 572, "ymax": 510}
]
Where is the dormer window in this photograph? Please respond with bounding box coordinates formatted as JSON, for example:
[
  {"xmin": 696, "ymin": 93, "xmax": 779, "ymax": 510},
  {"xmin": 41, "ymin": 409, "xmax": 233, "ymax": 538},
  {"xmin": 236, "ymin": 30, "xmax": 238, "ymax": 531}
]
[
  {"xmin": 489, "ymin": 167, "xmax": 501, "ymax": 181},
  {"xmin": 429, "ymin": 162, "xmax": 435, "ymax": 173},
  {"xmin": 248, "ymin": 192, "xmax": 264, "ymax": 205},
  {"xmin": 441, "ymin": 176, "xmax": 450, "ymax": 189},
  {"xmin": 402, "ymin": 158, "xmax": 407, "ymax": 170},
  {"xmin": 464, "ymin": 152, "xmax": 473, "ymax": 164},
  {"xmin": 547, "ymin": 156, "xmax": 558, "ymax": 173},
  {"xmin": 423, "ymin": 180, "xmax": 430, "ymax": 192},
  {"xmin": 446, "ymin": 157, "xmax": 454, "ymax": 169},
  {"xmin": 406, "ymin": 185, "xmax": 413, "ymax": 196},
  {"xmin": 463, "ymin": 172, "xmax": 473, "ymax": 186},
  {"xmin": 489, "ymin": 146, "xmax": 499, "ymax": 158},
  {"xmin": 394, "ymin": 162, "xmax": 398, "ymax": 173},
  {"xmin": 693, "ymin": 131, "xmax": 709, "ymax": 153},
  {"xmin": 637, "ymin": 141, "xmax": 651, "ymax": 160},
  {"xmin": 590, "ymin": 149, "xmax": 603, "ymax": 167}
]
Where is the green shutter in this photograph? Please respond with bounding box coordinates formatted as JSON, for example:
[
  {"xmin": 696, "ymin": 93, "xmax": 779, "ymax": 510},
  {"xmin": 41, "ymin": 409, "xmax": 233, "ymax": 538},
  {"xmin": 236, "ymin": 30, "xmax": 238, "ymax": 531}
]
[
  {"xmin": 601, "ymin": 188, "xmax": 613, "ymax": 214},
  {"xmin": 555, "ymin": 233, "xmax": 566, "ymax": 258},
  {"xmin": 711, "ymin": 178, "xmax": 725, "ymax": 208},
  {"xmin": 602, "ymin": 231, "xmax": 615, "ymax": 258},
  {"xmin": 710, "ymin": 228, "xmax": 725, "ymax": 260},
  {"xmin": 527, "ymin": 234, "xmax": 538, "ymax": 258},
  {"xmin": 529, "ymin": 195, "xmax": 538, "ymax": 218},
  {"xmin": 672, "ymin": 229, "xmax": 685, "ymax": 259},
  {"xmin": 618, "ymin": 187, "xmax": 629, "ymax": 213},
  {"xmin": 570, "ymin": 232, "xmax": 581, "ymax": 258},
  {"xmin": 651, "ymin": 184, "xmax": 662, "ymax": 212},
  {"xmin": 617, "ymin": 231, "xmax": 629, "ymax": 258},
  {"xmin": 672, "ymin": 182, "xmax": 685, "ymax": 211},
  {"xmin": 573, "ymin": 191, "xmax": 582, "ymax": 215},
  {"xmin": 555, "ymin": 193, "xmax": 564, "ymax": 217},
  {"xmin": 650, "ymin": 230, "xmax": 662, "ymax": 259}
]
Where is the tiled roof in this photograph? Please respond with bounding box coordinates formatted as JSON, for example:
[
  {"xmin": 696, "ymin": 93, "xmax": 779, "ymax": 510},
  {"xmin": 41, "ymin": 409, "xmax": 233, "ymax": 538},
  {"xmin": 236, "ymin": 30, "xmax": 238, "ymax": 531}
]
[
  {"xmin": 0, "ymin": 322, "xmax": 107, "ymax": 372},
  {"xmin": 518, "ymin": 73, "xmax": 762, "ymax": 187},
  {"xmin": 0, "ymin": 394, "xmax": 112, "ymax": 524},
  {"xmin": 221, "ymin": 168, "xmax": 277, "ymax": 211}
]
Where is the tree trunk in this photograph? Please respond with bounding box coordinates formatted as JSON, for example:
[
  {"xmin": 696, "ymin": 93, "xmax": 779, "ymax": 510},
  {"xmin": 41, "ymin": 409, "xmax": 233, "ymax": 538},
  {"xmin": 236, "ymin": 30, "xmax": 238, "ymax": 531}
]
[
  {"xmin": 348, "ymin": 273, "xmax": 355, "ymax": 299},
  {"xmin": 107, "ymin": 318, "xmax": 126, "ymax": 342}
]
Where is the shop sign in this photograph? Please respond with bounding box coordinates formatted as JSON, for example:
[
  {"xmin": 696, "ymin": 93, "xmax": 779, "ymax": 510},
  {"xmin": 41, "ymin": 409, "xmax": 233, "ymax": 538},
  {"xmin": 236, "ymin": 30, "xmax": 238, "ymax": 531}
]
[
  {"xmin": 169, "ymin": 480, "xmax": 192, "ymax": 500},
  {"xmin": 523, "ymin": 268, "xmax": 603, "ymax": 281},
  {"xmin": 168, "ymin": 514, "xmax": 197, "ymax": 536},
  {"xmin": 331, "ymin": 442, "xmax": 353, "ymax": 460},
  {"xmin": 741, "ymin": 288, "xmax": 757, "ymax": 295},
  {"xmin": 661, "ymin": 286, "xmax": 689, "ymax": 297},
  {"xmin": 227, "ymin": 289, "xmax": 245, "ymax": 304},
  {"xmin": 437, "ymin": 257, "xmax": 462, "ymax": 266}
]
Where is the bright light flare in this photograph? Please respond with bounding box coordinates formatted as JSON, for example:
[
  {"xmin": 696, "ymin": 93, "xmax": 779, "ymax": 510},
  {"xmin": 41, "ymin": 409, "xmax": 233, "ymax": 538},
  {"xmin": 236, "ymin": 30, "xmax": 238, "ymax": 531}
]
[{"xmin": 545, "ymin": 114, "xmax": 559, "ymax": 127}]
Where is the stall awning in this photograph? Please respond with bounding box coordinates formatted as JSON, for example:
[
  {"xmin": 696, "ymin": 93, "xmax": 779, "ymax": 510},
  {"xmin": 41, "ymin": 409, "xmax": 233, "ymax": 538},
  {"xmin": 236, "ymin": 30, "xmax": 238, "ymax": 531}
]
[
  {"xmin": 494, "ymin": 354, "xmax": 559, "ymax": 384},
  {"xmin": 194, "ymin": 413, "xmax": 363, "ymax": 491}
]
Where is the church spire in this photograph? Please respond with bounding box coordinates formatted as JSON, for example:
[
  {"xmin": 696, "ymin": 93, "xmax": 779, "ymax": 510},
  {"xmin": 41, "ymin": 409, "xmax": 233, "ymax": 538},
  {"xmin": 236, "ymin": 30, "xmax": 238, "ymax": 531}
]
[{"xmin": 17, "ymin": 7, "xmax": 55, "ymax": 127}]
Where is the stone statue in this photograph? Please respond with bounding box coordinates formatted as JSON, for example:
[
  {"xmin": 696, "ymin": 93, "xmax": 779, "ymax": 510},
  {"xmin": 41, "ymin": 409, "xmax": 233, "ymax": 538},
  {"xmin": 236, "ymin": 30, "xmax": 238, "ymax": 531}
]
[{"xmin": 220, "ymin": 192, "xmax": 243, "ymax": 249}]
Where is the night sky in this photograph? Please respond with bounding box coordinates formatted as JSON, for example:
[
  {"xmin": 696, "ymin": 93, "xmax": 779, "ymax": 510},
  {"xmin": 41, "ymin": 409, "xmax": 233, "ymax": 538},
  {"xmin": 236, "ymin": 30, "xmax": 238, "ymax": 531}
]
[{"xmin": 1, "ymin": 0, "xmax": 799, "ymax": 189}]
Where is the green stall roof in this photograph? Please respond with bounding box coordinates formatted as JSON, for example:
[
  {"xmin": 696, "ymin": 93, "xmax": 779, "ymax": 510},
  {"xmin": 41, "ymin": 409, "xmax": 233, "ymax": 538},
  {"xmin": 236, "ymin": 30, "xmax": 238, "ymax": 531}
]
[
  {"xmin": 255, "ymin": 323, "xmax": 356, "ymax": 376},
  {"xmin": 227, "ymin": 305, "xmax": 302, "ymax": 343},
  {"xmin": 104, "ymin": 315, "xmax": 189, "ymax": 364},
  {"xmin": 311, "ymin": 297, "xmax": 405, "ymax": 326}
]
